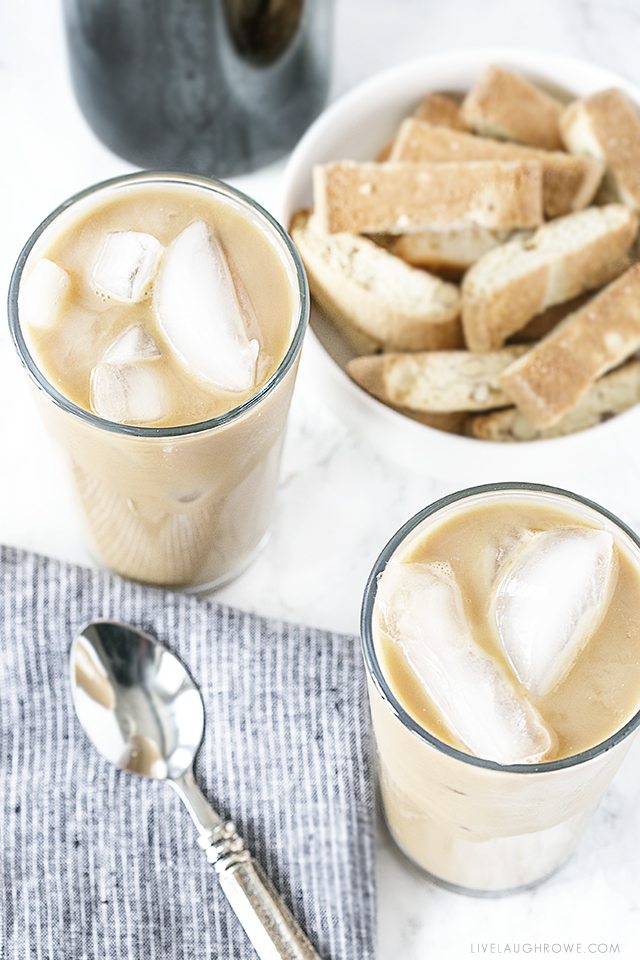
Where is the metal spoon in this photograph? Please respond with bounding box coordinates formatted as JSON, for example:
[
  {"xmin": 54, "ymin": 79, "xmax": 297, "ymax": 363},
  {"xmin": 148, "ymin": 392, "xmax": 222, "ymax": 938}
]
[{"xmin": 70, "ymin": 619, "xmax": 320, "ymax": 960}]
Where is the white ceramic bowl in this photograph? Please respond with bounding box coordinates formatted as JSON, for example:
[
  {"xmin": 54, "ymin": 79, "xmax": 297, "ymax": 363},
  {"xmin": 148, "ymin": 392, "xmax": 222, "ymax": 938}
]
[{"xmin": 281, "ymin": 47, "xmax": 640, "ymax": 484}]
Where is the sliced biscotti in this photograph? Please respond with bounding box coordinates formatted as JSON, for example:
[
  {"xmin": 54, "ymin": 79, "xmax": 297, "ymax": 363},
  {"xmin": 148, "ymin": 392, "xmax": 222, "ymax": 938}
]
[
  {"xmin": 462, "ymin": 204, "xmax": 637, "ymax": 351},
  {"xmin": 290, "ymin": 210, "xmax": 462, "ymax": 352},
  {"xmin": 382, "ymin": 224, "xmax": 513, "ymax": 276},
  {"xmin": 313, "ymin": 160, "xmax": 544, "ymax": 234},
  {"xmin": 390, "ymin": 119, "xmax": 603, "ymax": 218},
  {"xmin": 414, "ymin": 93, "xmax": 466, "ymax": 130},
  {"xmin": 468, "ymin": 360, "xmax": 640, "ymax": 441},
  {"xmin": 561, "ymin": 89, "xmax": 640, "ymax": 210},
  {"xmin": 347, "ymin": 347, "xmax": 526, "ymax": 413},
  {"xmin": 377, "ymin": 94, "xmax": 465, "ymax": 161},
  {"xmin": 461, "ymin": 65, "xmax": 563, "ymax": 150},
  {"xmin": 499, "ymin": 264, "xmax": 640, "ymax": 428}
]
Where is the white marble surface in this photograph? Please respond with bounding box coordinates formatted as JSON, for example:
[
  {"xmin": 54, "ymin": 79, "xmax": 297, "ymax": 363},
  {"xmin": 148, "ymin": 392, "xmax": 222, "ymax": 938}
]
[{"xmin": 1, "ymin": 1, "xmax": 640, "ymax": 957}]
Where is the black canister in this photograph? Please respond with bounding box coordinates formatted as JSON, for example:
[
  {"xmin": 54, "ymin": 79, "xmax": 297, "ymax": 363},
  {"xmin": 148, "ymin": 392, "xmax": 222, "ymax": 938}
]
[{"xmin": 62, "ymin": 0, "xmax": 334, "ymax": 175}]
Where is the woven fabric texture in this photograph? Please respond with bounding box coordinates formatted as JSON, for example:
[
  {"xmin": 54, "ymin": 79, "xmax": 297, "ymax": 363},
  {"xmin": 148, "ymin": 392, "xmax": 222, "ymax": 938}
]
[{"xmin": 0, "ymin": 546, "xmax": 376, "ymax": 959}]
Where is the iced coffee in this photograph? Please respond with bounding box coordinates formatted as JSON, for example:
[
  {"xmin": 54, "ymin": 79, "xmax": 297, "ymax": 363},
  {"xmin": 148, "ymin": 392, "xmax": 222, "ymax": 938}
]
[
  {"xmin": 9, "ymin": 172, "xmax": 307, "ymax": 588},
  {"xmin": 362, "ymin": 484, "xmax": 640, "ymax": 893}
]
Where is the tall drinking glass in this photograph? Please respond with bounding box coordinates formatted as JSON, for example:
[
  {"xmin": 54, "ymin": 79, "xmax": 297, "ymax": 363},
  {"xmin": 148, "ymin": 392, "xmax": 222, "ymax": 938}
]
[
  {"xmin": 8, "ymin": 172, "xmax": 308, "ymax": 591},
  {"xmin": 361, "ymin": 483, "xmax": 640, "ymax": 895}
]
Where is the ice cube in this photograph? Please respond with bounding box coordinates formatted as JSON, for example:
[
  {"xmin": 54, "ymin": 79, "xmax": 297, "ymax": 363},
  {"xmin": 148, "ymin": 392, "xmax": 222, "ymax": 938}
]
[
  {"xmin": 104, "ymin": 324, "xmax": 161, "ymax": 364},
  {"xmin": 19, "ymin": 258, "xmax": 70, "ymax": 330},
  {"xmin": 492, "ymin": 527, "xmax": 616, "ymax": 697},
  {"xmin": 92, "ymin": 231, "xmax": 163, "ymax": 303},
  {"xmin": 377, "ymin": 561, "xmax": 553, "ymax": 765},
  {"xmin": 154, "ymin": 220, "xmax": 259, "ymax": 392},
  {"xmin": 90, "ymin": 362, "xmax": 168, "ymax": 425}
]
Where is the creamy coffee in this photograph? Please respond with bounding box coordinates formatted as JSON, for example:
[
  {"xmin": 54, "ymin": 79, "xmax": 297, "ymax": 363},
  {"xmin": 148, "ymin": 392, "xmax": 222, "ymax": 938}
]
[
  {"xmin": 376, "ymin": 498, "xmax": 640, "ymax": 762},
  {"xmin": 364, "ymin": 487, "xmax": 640, "ymax": 893},
  {"xmin": 11, "ymin": 173, "xmax": 305, "ymax": 589},
  {"xmin": 22, "ymin": 182, "xmax": 294, "ymax": 426}
]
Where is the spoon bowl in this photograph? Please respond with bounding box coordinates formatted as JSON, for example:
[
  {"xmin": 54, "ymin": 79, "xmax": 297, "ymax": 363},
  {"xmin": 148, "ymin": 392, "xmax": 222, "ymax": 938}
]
[{"xmin": 71, "ymin": 620, "xmax": 204, "ymax": 780}]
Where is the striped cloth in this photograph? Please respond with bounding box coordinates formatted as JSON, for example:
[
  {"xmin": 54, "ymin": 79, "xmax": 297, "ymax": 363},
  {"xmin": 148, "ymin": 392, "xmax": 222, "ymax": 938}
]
[{"xmin": 0, "ymin": 546, "xmax": 376, "ymax": 959}]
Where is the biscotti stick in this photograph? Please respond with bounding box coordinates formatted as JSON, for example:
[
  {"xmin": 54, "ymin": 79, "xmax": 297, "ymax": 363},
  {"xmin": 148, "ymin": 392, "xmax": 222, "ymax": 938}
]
[
  {"xmin": 383, "ymin": 224, "xmax": 511, "ymax": 276},
  {"xmin": 499, "ymin": 264, "xmax": 640, "ymax": 428},
  {"xmin": 462, "ymin": 65, "xmax": 563, "ymax": 150},
  {"xmin": 468, "ymin": 361, "xmax": 640, "ymax": 441},
  {"xmin": 313, "ymin": 160, "xmax": 544, "ymax": 234},
  {"xmin": 413, "ymin": 93, "xmax": 466, "ymax": 130},
  {"xmin": 391, "ymin": 119, "xmax": 603, "ymax": 218},
  {"xmin": 347, "ymin": 347, "xmax": 526, "ymax": 413},
  {"xmin": 290, "ymin": 210, "xmax": 462, "ymax": 352},
  {"xmin": 378, "ymin": 93, "xmax": 466, "ymax": 161},
  {"xmin": 561, "ymin": 88, "xmax": 640, "ymax": 210}
]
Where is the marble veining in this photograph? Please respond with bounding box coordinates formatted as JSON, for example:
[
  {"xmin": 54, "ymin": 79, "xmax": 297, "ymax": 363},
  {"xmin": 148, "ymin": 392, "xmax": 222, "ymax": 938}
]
[{"xmin": 1, "ymin": 1, "xmax": 639, "ymax": 956}]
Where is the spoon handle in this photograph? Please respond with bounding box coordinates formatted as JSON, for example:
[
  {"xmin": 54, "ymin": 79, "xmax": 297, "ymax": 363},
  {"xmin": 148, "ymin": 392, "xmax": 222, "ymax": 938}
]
[{"xmin": 199, "ymin": 822, "xmax": 321, "ymax": 960}]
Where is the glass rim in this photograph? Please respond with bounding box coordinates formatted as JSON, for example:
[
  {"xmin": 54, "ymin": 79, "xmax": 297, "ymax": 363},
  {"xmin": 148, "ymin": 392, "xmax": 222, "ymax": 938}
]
[
  {"xmin": 360, "ymin": 481, "xmax": 640, "ymax": 775},
  {"xmin": 7, "ymin": 170, "xmax": 309, "ymax": 439}
]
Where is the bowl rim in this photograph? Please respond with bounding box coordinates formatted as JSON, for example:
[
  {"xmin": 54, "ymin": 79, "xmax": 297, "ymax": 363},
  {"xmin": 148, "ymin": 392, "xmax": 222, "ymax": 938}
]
[{"xmin": 281, "ymin": 46, "xmax": 640, "ymax": 456}]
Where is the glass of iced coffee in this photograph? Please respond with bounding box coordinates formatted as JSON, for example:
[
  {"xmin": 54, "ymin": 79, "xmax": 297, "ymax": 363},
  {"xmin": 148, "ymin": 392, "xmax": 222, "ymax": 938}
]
[
  {"xmin": 9, "ymin": 172, "xmax": 308, "ymax": 590},
  {"xmin": 361, "ymin": 483, "xmax": 640, "ymax": 895}
]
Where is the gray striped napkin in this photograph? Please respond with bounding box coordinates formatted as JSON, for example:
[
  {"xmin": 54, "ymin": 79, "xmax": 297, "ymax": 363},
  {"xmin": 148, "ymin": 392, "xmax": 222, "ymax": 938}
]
[{"xmin": 0, "ymin": 545, "xmax": 376, "ymax": 960}]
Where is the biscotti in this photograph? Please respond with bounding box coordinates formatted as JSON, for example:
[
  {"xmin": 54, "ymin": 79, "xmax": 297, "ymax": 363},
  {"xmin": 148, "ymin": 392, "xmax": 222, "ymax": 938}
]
[
  {"xmin": 347, "ymin": 347, "xmax": 526, "ymax": 413},
  {"xmin": 499, "ymin": 264, "xmax": 640, "ymax": 428},
  {"xmin": 382, "ymin": 224, "xmax": 513, "ymax": 275},
  {"xmin": 377, "ymin": 93, "xmax": 465, "ymax": 161},
  {"xmin": 290, "ymin": 210, "xmax": 462, "ymax": 352},
  {"xmin": 390, "ymin": 119, "xmax": 603, "ymax": 218},
  {"xmin": 468, "ymin": 360, "xmax": 640, "ymax": 440},
  {"xmin": 462, "ymin": 65, "xmax": 563, "ymax": 149},
  {"xmin": 313, "ymin": 160, "xmax": 544, "ymax": 233},
  {"xmin": 413, "ymin": 93, "xmax": 466, "ymax": 130},
  {"xmin": 462, "ymin": 204, "xmax": 637, "ymax": 351},
  {"xmin": 561, "ymin": 89, "xmax": 640, "ymax": 210}
]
